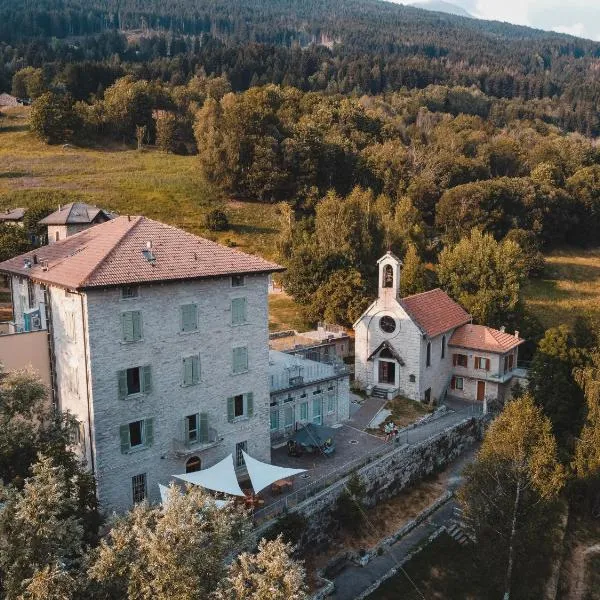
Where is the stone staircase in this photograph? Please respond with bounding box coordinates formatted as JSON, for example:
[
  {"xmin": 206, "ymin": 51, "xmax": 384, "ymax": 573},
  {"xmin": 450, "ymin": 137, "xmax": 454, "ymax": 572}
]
[{"xmin": 371, "ymin": 386, "xmax": 389, "ymax": 399}]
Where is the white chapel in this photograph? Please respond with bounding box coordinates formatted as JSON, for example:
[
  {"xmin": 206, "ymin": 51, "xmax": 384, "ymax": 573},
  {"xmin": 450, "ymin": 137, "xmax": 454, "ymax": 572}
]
[{"xmin": 353, "ymin": 252, "xmax": 526, "ymax": 405}]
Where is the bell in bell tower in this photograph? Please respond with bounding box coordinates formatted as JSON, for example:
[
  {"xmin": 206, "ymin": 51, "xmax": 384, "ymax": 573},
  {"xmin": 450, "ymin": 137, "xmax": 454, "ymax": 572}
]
[{"xmin": 377, "ymin": 251, "xmax": 402, "ymax": 301}]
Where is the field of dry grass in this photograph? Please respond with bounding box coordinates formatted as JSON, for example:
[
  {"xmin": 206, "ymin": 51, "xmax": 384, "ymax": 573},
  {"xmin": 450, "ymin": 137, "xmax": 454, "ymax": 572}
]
[
  {"xmin": 523, "ymin": 248, "xmax": 600, "ymax": 330},
  {"xmin": 0, "ymin": 107, "xmax": 281, "ymax": 260}
]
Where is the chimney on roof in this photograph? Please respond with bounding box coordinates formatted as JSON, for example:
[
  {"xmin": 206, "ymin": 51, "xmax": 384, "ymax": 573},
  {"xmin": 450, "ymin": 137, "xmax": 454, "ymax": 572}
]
[
  {"xmin": 58, "ymin": 204, "xmax": 61, "ymax": 212},
  {"xmin": 127, "ymin": 215, "xmax": 131, "ymax": 221},
  {"xmin": 33, "ymin": 254, "xmax": 38, "ymax": 265},
  {"xmin": 500, "ymin": 326, "xmax": 505, "ymax": 333},
  {"xmin": 515, "ymin": 330, "xmax": 520, "ymax": 338},
  {"xmin": 147, "ymin": 241, "xmax": 152, "ymax": 249}
]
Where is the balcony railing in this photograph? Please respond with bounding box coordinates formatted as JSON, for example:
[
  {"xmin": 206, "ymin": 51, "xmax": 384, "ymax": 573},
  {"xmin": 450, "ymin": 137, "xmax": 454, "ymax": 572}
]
[
  {"xmin": 172, "ymin": 427, "xmax": 222, "ymax": 456},
  {"xmin": 270, "ymin": 362, "xmax": 349, "ymax": 392}
]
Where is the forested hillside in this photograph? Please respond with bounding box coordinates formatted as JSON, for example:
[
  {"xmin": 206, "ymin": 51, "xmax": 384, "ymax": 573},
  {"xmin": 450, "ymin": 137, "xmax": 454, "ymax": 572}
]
[{"xmin": 1, "ymin": 0, "xmax": 600, "ymax": 134}]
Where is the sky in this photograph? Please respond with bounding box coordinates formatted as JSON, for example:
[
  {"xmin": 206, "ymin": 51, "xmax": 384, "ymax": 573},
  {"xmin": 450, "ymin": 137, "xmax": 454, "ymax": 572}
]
[{"xmin": 409, "ymin": 0, "xmax": 600, "ymax": 41}]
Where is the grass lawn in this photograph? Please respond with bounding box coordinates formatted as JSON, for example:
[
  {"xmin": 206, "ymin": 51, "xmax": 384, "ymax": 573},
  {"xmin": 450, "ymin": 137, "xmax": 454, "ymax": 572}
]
[
  {"xmin": 0, "ymin": 107, "xmax": 281, "ymax": 260},
  {"xmin": 523, "ymin": 248, "xmax": 600, "ymax": 329},
  {"xmin": 268, "ymin": 293, "xmax": 308, "ymax": 332}
]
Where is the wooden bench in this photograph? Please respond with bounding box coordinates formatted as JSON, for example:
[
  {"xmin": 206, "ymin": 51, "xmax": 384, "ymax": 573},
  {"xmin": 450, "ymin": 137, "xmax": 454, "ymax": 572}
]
[{"xmin": 271, "ymin": 479, "xmax": 294, "ymax": 494}]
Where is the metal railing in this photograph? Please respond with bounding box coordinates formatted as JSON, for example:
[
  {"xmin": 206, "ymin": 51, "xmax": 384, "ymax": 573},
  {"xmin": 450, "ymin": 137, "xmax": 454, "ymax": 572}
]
[{"xmin": 253, "ymin": 413, "xmax": 480, "ymax": 525}]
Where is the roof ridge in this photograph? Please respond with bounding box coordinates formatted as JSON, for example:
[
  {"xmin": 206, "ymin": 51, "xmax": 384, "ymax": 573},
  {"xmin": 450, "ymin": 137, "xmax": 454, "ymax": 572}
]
[
  {"xmin": 79, "ymin": 216, "xmax": 142, "ymax": 287},
  {"xmin": 400, "ymin": 287, "xmax": 442, "ymax": 302}
]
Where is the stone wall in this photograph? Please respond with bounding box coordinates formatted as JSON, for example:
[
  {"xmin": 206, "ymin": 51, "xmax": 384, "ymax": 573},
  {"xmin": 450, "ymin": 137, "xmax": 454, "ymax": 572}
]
[{"xmin": 286, "ymin": 417, "xmax": 482, "ymax": 550}]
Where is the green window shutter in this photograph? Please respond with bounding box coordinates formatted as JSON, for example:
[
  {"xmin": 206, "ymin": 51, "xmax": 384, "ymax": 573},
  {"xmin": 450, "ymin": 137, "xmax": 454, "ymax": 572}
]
[
  {"xmin": 232, "ymin": 298, "xmax": 247, "ymax": 325},
  {"xmin": 118, "ymin": 370, "xmax": 128, "ymax": 400},
  {"xmin": 199, "ymin": 412, "xmax": 209, "ymax": 442},
  {"xmin": 181, "ymin": 304, "xmax": 197, "ymax": 332},
  {"xmin": 144, "ymin": 418, "xmax": 154, "ymax": 447},
  {"xmin": 183, "ymin": 357, "xmax": 193, "ymax": 386},
  {"xmin": 192, "ymin": 355, "xmax": 200, "ymax": 384},
  {"xmin": 122, "ymin": 312, "xmax": 134, "ymax": 342},
  {"xmin": 233, "ymin": 347, "xmax": 248, "ymax": 373},
  {"xmin": 132, "ymin": 311, "xmax": 142, "ymax": 341},
  {"xmin": 142, "ymin": 365, "xmax": 152, "ymax": 394},
  {"xmin": 270, "ymin": 411, "xmax": 279, "ymax": 430},
  {"xmin": 227, "ymin": 397, "xmax": 235, "ymax": 422},
  {"xmin": 247, "ymin": 392, "xmax": 254, "ymax": 417},
  {"xmin": 120, "ymin": 424, "xmax": 130, "ymax": 454}
]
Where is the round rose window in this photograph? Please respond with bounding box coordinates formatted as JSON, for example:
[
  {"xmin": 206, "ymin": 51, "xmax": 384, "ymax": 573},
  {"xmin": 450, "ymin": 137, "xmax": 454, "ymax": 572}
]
[{"xmin": 379, "ymin": 316, "xmax": 396, "ymax": 334}]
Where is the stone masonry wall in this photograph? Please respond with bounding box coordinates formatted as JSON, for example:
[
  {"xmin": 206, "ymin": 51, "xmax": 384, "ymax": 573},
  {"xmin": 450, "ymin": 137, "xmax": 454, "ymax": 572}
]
[{"xmin": 288, "ymin": 417, "xmax": 483, "ymax": 549}]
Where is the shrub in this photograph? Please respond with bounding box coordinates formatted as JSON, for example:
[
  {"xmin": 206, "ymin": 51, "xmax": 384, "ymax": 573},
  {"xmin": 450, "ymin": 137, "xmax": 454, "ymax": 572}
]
[
  {"xmin": 263, "ymin": 512, "xmax": 308, "ymax": 547},
  {"xmin": 205, "ymin": 209, "xmax": 229, "ymax": 231}
]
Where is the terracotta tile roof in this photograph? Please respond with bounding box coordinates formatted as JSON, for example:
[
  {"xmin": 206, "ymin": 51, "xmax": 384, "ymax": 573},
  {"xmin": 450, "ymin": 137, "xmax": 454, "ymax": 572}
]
[
  {"xmin": 399, "ymin": 288, "xmax": 471, "ymax": 338},
  {"xmin": 449, "ymin": 324, "xmax": 524, "ymax": 353},
  {"xmin": 0, "ymin": 207, "xmax": 26, "ymax": 222},
  {"xmin": 0, "ymin": 216, "xmax": 284, "ymax": 290},
  {"xmin": 39, "ymin": 202, "xmax": 114, "ymax": 225}
]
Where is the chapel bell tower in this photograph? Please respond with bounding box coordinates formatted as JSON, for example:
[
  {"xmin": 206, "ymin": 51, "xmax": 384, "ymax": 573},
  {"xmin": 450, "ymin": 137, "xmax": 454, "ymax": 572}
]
[{"xmin": 377, "ymin": 251, "xmax": 402, "ymax": 303}]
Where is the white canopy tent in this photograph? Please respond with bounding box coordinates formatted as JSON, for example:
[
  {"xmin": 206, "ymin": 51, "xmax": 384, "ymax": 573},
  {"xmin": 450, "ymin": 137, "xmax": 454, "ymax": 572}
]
[
  {"xmin": 242, "ymin": 450, "xmax": 306, "ymax": 494},
  {"xmin": 173, "ymin": 454, "xmax": 245, "ymax": 497},
  {"xmin": 159, "ymin": 483, "xmax": 230, "ymax": 509}
]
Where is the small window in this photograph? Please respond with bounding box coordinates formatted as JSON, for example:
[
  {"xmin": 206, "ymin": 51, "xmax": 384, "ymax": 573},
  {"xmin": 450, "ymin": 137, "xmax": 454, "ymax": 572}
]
[
  {"xmin": 27, "ymin": 280, "xmax": 35, "ymax": 309},
  {"xmin": 300, "ymin": 402, "xmax": 308, "ymax": 421},
  {"xmin": 121, "ymin": 286, "xmax": 139, "ymax": 299},
  {"xmin": 312, "ymin": 398, "xmax": 322, "ymax": 424},
  {"xmin": 186, "ymin": 414, "xmax": 198, "ymax": 443},
  {"xmin": 455, "ymin": 377, "xmax": 464, "ymax": 390},
  {"xmin": 313, "ymin": 388, "xmax": 322, "ymax": 395},
  {"xmin": 118, "ymin": 366, "xmax": 151, "ymax": 398},
  {"xmin": 232, "ymin": 346, "xmax": 248, "ymax": 374},
  {"xmin": 284, "ymin": 405, "xmax": 294, "ymax": 427},
  {"xmin": 231, "ymin": 297, "xmax": 247, "ymax": 325},
  {"xmin": 426, "ymin": 342, "xmax": 431, "ymax": 367},
  {"xmin": 129, "ymin": 420, "xmax": 144, "ymax": 448},
  {"xmin": 120, "ymin": 419, "xmax": 153, "ymax": 454},
  {"xmin": 181, "ymin": 304, "xmax": 198, "ymax": 333},
  {"xmin": 441, "ymin": 335, "xmax": 446, "ymax": 359},
  {"xmin": 380, "ymin": 316, "xmax": 396, "ymax": 334},
  {"xmin": 270, "ymin": 410, "xmax": 280, "ymax": 431},
  {"xmin": 122, "ymin": 311, "xmax": 143, "ymax": 342},
  {"xmin": 453, "ymin": 354, "xmax": 468, "ymax": 368},
  {"xmin": 183, "ymin": 355, "xmax": 200, "ymax": 386},
  {"xmin": 409, "ymin": 374, "xmax": 416, "ymax": 383},
  {"xmin": 235, "ymin": 441, "xmax": 247, "ymax": 467},
  {"xmin": 55, "ymin": 231, "xmax": 60, "ymax": 242},
  {"xmin": 475, "ymin": 357, "xmax": 490, "ymax": 371},
  {"xmin": 132, "ymin": 473, "xmax": 147, "ymax": 504},
  {"xmin": 227, "ymin": 392, "xmax": 254, "ymax": 422},
  {"xmin": 424, "ymin": 388, "xmax": 431, "ymax": 404},
  {"xmin": 186, "ymin": 456, "xmax": 201, "ymax": 473},
  {"xmin": 232, "ymin": 275, "xmax": 245, "ymax": 288}
]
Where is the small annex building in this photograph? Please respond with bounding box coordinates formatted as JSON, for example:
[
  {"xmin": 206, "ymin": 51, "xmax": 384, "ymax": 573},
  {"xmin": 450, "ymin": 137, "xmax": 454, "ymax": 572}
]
[
  {"xmin": 40, "ymin": 202, "xmax": 114, "ymax": 244},
  {"xmin": 354, "ymin": 252, "xmax": 525, "ymax": 405},
  {"xmin": 0, "ymin": 207, "xmax": 26, "ymax": 226}
]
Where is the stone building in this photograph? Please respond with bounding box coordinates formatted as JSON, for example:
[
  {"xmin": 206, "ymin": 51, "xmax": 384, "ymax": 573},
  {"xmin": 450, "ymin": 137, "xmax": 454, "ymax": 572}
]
[
  {"xmin": 268, "ymin": 350, "xmax": 350, "ymax": 442},
  {"xmin": 40, "ymin": 202, "xmax": 113, "ymax": 244},
  {"xmin": 354, "ymin": 252, "xmax": 525, "ymax": 405},
  {"xmin": 0, "ymin": 207, "xmax": 26, "ymax": 226},
  {"xmin": 0, "ymin": 216, "xmax": 283, "ymax": 512}
]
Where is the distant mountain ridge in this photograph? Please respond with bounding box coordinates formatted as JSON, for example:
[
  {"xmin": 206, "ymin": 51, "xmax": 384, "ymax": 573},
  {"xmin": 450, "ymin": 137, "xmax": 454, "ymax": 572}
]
[{"xmin": 410, "ymin": 0, "xmax": 473, "ymax": 19}]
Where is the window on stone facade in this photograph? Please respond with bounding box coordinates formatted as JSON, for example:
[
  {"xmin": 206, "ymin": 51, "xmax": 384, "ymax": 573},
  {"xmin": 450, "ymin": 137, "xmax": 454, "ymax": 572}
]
[
  {"xmin": 284, "ymin": 405, "xmax": 294, "ymax": 428},
  {"xmin": 27, "ymin": 280, "xmax": 35, "ymax": 309},
  {"xmin": 121, "ymin": 285, "xmax": 139, "ymax": 299},
  {"xmin": 474, "ymin": 357, "xmax": 490, "ymax": 370},
  {"xmin": 132, "ymin": 473, "xmax": 147, "ymax": 504},
  {"xmin": 504, "ymin": 354, "xmax": 514, "ymax": 372},
  {"xmin": 231, "ymin": 297, "xmax": 247, "ymax": 325},
  {"xmin": 453, "ymin": 354, "xmax": 468, "ymax": 367},
  {"xmin": 270, "ymin": 410, "xmax": 280, "ymax": 431},
  {"xmin": 312, "ymin": 399, "xmax": 322, "ymax": 424},
  {"xmin": 451, "ymin": 376, "xmax": 464, "ymax": 390},
  {"xmin": 426, "ymin": 342, "xmax": 431, "ymax": 367},
  {"xmin": 186, "ymin": 456, "xmax": 201, "ymax": 473},
  {"xmin": 441, "ymin": 335, "xmax": 446, "ymax": 359},
  {"xmin": 122, "ymin": 311, "xmax": 143, "ymax": 342},
  {"xmin": 55, "ymin": 231, "xmax": 60, "ymax": 242},
  {"xmin": 424, "ymin": 388, "xmax": 431, "ymax": 404},
  {"xmin": 409, "ymin": 374, "xmax": 416, "ymax": 383},
  {"xmin": 120, "ymin": 419, "xmax": 153, "ymax": 454},
  {"xmin": 383, "ymin": 264, "xmax": 394, "ymax": 288},
  {"xmin": 180, "ymin": 304, "xmax": 198, "ymax": 332},
  {"xmin": 118, "ymin": 366, "xmax": 152, "ymax": 398},
  {"xmin": 232, "ymin": 346, "xmax": 248, "ymax": 374},
  {"xmin": 235, "ymin": 441, "xmax": 247, "ymax": 467},
  {"xmin": 186, "ymin": 414, "xmax": 198, "ymax": 443},
  {"xmin": 300, "ymin": 402, "xmax": 308, "ymax": 421},
  {"xmin": 227, "ymin": 392, "xmax": 254, "ymax": 422},
  {"xmin": 183, "ymin": 355, "xmax": 200, "ymax": 386},
  {"xmin": 232, "ymin": 275, "xmax": 245, "ymax": 288}
]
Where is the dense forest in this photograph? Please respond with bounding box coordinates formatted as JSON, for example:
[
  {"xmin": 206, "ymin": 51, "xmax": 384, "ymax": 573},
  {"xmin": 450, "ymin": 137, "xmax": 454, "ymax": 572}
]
[{"xmin": 1, "ymin": 0, "xmax": 600, "ymax": 134}]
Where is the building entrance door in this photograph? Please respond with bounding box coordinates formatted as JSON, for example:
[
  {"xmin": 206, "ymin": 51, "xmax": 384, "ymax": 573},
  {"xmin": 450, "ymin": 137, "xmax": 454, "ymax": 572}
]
[
  {"xmin": 477, "ymin": 380, "xmax": 486, "ymax": 401},
  {"xmin": 378, "ymin": 360, "xmax": 396, "ymax": 385}
]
